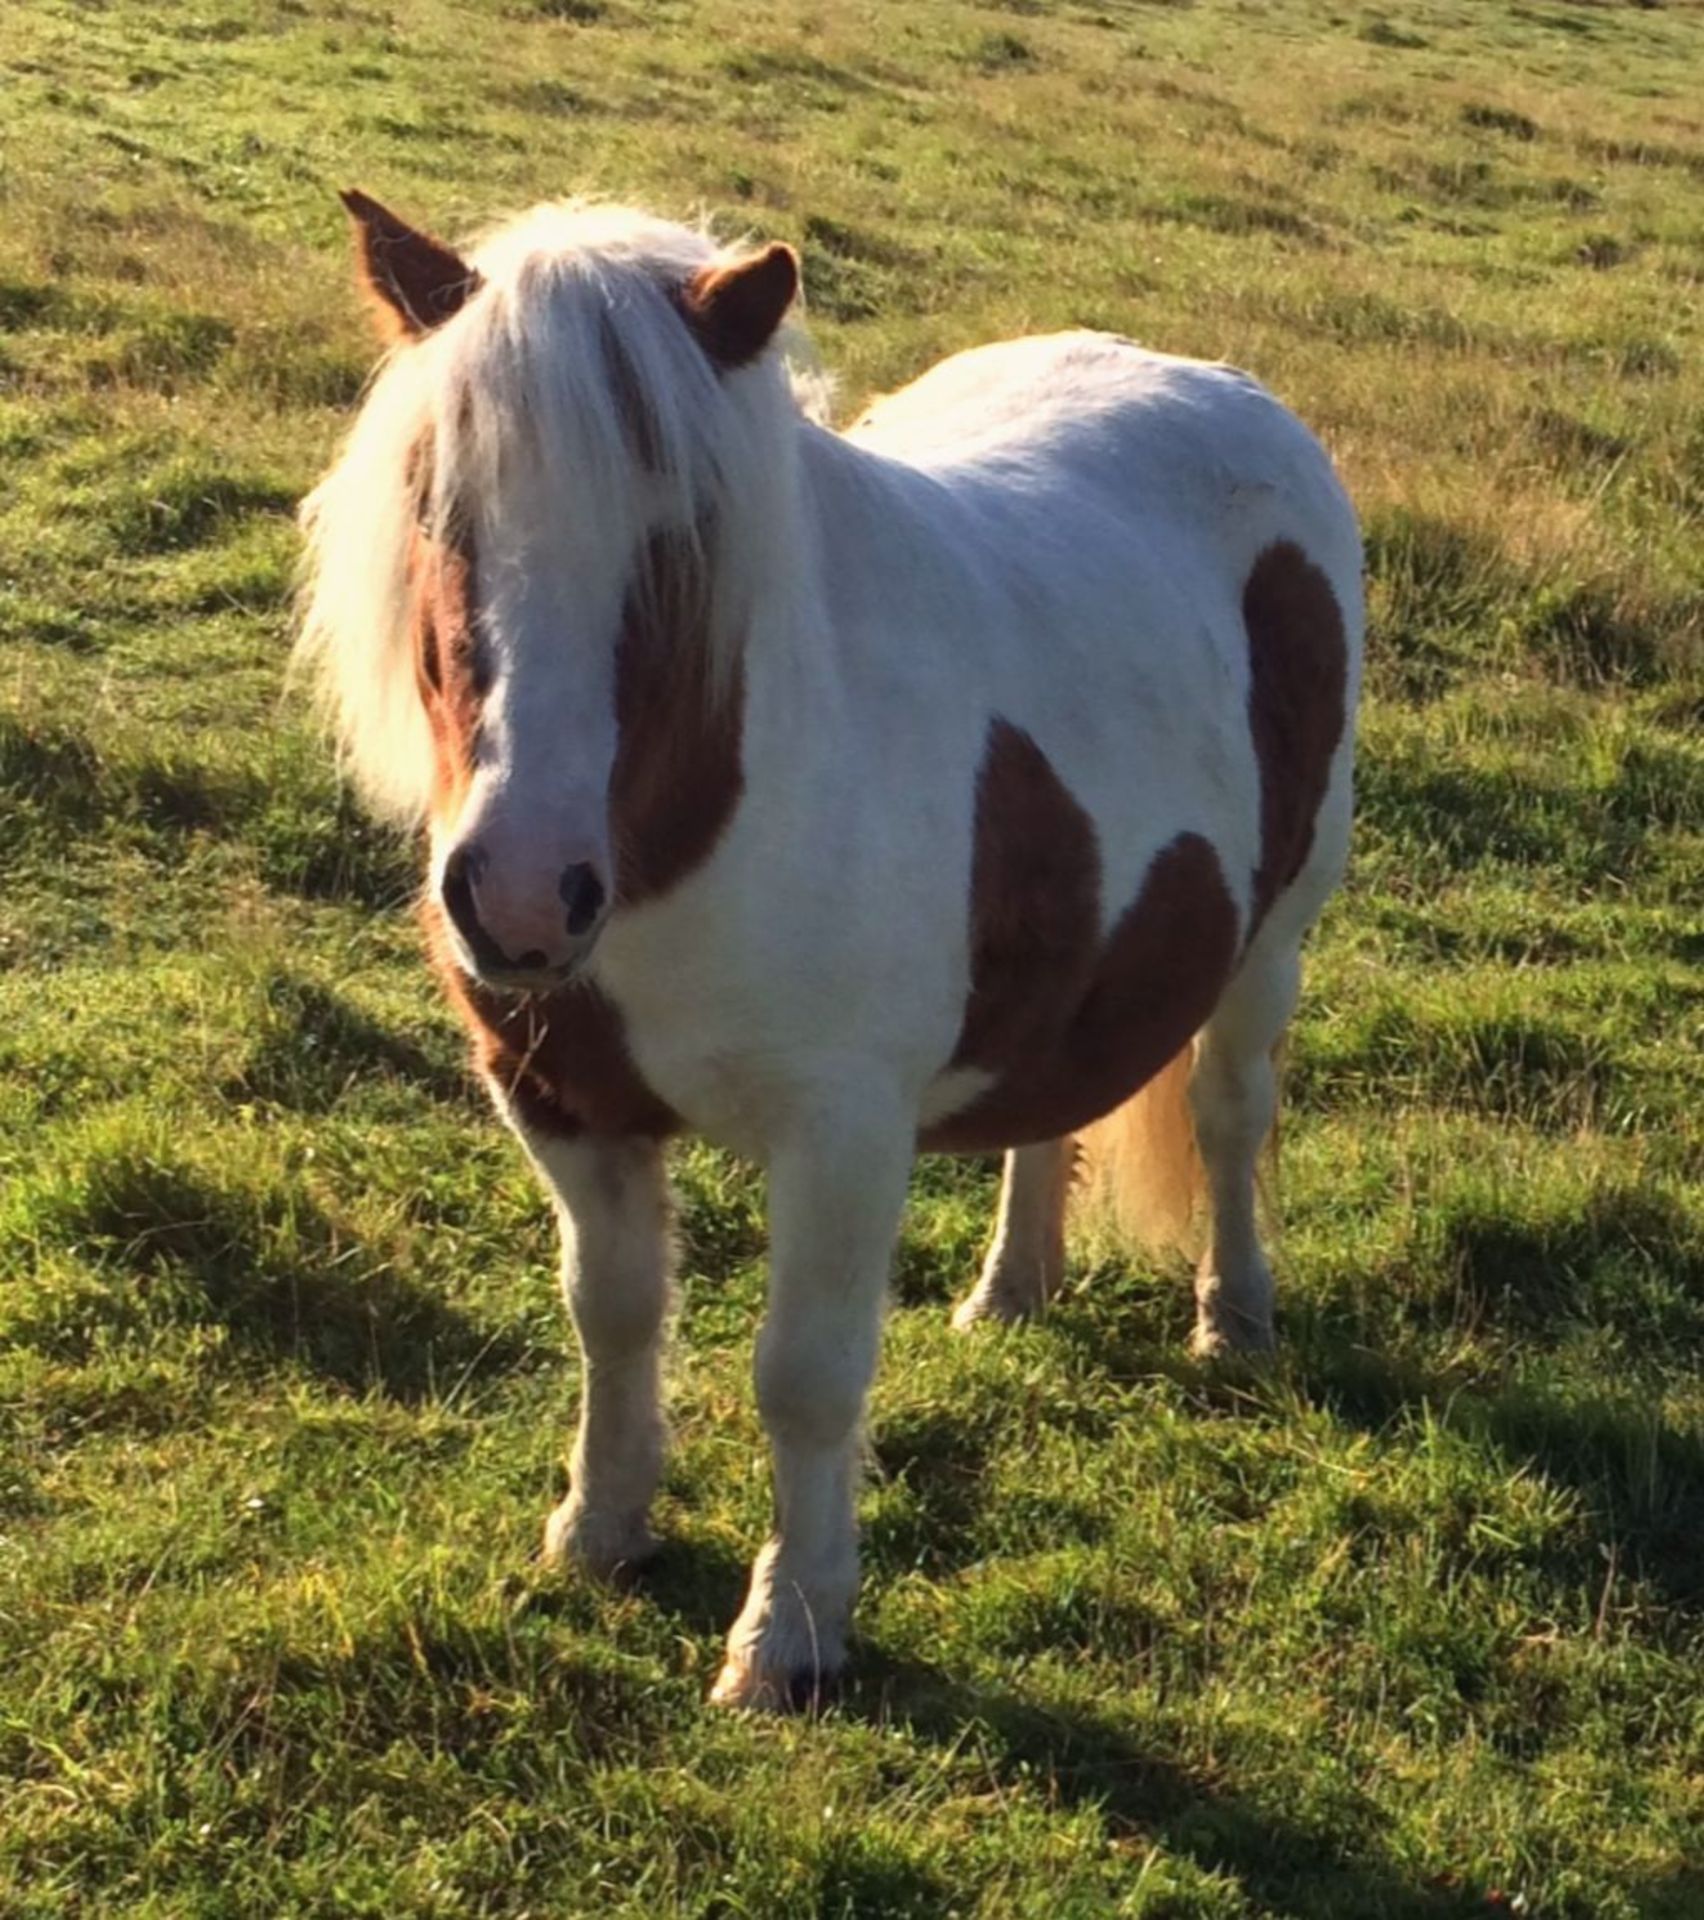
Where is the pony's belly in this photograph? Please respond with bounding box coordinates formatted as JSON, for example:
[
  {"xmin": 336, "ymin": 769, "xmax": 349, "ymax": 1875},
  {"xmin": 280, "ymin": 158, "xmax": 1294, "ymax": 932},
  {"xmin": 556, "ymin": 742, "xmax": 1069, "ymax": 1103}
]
[{"xmin": 921, "ymin": 1063, "xmax": 1148, "ymax": 1154}]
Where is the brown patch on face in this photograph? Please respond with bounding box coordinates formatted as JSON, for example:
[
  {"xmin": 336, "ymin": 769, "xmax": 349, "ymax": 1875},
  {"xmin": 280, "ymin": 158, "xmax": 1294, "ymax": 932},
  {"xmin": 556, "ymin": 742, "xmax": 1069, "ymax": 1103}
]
[
  {"xmin": 609, "ymin": 534, "xmax": 745, "ymax": 907},
  {"xmin": 1243, "ymin": 540, "xmax": 1349, "ymax": 935},
  {"xmin": 421, "ymin": 536, "xmax": 740, "ymax": 1138},
  {"xmin": 599, "ymin": 315, "xmax": 666, "ymax": 472},
  {"xmin": 426, "ymin": 906, "xmax": 680, "ymax": 1140},
  {"xmin": 415, "ymin": 485, "xmax": 742, "ymax": 1138},
  {"xmin": 922, "ymin": 722, "xmax": 1239, "ymax": 1153},
  {"xmin": 411, "ymin": 511, "xmax": 488, "ymax": 823}
]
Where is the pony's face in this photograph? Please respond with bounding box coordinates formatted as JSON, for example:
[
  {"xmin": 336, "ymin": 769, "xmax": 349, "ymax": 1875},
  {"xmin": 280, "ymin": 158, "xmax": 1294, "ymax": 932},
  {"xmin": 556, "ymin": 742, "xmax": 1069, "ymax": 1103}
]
[
  {"xmin": 412, "ymin": 465, "xmax": 624, "ymax": 990},
  {"xmin": 327, "ymin": 191, "xmax": 795, "ymax": 990}
]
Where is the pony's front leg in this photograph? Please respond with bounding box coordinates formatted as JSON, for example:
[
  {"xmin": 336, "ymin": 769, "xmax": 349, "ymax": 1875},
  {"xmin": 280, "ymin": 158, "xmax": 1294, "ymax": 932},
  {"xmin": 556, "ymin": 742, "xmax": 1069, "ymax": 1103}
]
[
  {"xmin": 524, "ymin": 1131, "xmax": 673, "ymax": 1580},
  {"xmin": 711, "ymin": 1101, "xmax": 914, "ymax": 1711}
]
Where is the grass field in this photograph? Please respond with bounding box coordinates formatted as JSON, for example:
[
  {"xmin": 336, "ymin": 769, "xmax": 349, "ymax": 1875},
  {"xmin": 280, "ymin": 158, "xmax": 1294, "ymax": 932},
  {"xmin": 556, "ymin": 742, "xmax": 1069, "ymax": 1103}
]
[{"xmin": 3, "ymin": 0, "xmax": 1704, "ymax": 1912}]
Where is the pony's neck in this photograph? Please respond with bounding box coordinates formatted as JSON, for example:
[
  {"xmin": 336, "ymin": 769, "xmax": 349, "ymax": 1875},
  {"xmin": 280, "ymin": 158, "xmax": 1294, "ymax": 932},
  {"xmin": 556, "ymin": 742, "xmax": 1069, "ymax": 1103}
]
[
  {"xmin": 790, "ymin": 416, "xmax": 954, "ymax": 646},
  {"xmin": 689, "ymin": 383, "xmax": 817, "ymax": 673}
]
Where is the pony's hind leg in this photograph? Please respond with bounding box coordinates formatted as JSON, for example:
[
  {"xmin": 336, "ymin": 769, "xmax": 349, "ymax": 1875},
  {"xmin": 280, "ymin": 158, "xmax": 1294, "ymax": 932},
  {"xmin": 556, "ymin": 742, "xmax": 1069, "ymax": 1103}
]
[
  {"xmin": 523, "ymin": 1131, "xmax": 673, "ymax": 1580},
  {"xmin": 1188, "ymin": 940, "xmax": 1300, "ymax": 1357},
  {"xmin": 951, "ymin": 1139, "xmax": 1073, "ymax": 1328}
]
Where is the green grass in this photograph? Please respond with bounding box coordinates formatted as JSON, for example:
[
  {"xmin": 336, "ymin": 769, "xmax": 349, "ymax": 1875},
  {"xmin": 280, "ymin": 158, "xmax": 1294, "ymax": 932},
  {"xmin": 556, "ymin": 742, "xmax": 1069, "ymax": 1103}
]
[{"xmin": 3, "ymin": 0, "xmax": 1703, "ymax": 1913}]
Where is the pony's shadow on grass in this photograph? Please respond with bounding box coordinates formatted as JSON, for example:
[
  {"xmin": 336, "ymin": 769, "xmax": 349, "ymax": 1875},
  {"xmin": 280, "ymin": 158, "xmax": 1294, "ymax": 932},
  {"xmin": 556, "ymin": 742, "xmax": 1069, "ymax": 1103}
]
[
  {"xmin": 68, "ymin": 1157, "xmax": 526, "ymax": 1402},
  {"xmin": 1041, "ymin": 1274, "xmax": 1200, "ymax": 1387},
  {"xmin": 862, "ymin": 1401, "xmax": 1000, "ymax": 1576},
  {"xmin": 848, "ymin": 1652, "xmax": 1482, "ymax": 1920},
  {"xmin": 231, "ymin": 972, "xmax": 474, "ymax": 1114},
  {"xmin": 228, "ymin": 1605, "xmax": 962, "ymax": 1914},
  {"xmin": 1433, "ymin": 1188, "xmax": 1704, "ymax": 1351},
  {"xmin": 632, "ymin": 1405, "xmax": 1070, "ymax": 1638},
  {"xmin": 1303, "ymin": 1194, "xmax": 1704, "ymax": 1618},
  {"xmin": 1057, "ymin": 1181, "xmax": 1704, "ymax": 1376},
  {"xmin": 1042, "ymin": 1195, "xmax": 1704, "ymax": 1612},
  {"xmin": 613, "ymin": 1530, "xmax": 751, "ymax": 1641},
  {"xmin": 1295, "ymin": 1342, "xmax": 1704, "ymax": 1615},
  {"xmin": 221, "ymin": 1611, "xmax": 678, "ymax": 1786}
]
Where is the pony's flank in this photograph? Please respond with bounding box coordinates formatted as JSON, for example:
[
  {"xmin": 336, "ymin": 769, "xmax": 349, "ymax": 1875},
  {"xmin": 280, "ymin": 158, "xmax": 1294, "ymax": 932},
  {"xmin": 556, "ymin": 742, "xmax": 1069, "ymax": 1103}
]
[{"xmin": 296, "ymin": 202, "xmax": 806, "ymax": 825}]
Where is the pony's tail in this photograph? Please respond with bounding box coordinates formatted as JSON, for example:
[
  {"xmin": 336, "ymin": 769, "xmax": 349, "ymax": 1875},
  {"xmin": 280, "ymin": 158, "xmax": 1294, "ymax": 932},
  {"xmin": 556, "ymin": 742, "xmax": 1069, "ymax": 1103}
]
[
  {"xmin": 1072, "ymin": 1044, "xmax": 1207, "ymax": 1260},
  {"xmin": 1073, "ymin": 1040, "xmax": 1285, "ymax": 1262}
]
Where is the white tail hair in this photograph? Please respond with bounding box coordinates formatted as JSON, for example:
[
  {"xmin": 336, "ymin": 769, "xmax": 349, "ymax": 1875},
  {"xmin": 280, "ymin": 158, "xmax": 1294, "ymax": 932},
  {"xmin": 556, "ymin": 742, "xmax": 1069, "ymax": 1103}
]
[
  {"xmin": 1072, "ymin": 1039, "xmax": 1285, "ymax": 1261},
  {"xmin": 1072, "ymin": 1043, "xmax": 1208, "ymax": 1260}
]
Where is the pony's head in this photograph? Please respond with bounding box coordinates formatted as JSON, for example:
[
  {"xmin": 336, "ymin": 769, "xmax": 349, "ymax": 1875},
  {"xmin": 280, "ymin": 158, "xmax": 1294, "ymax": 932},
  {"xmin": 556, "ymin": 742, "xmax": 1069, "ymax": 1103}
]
[{"xmin": 298, "ymin": 191, "xmax": 802, "ymax": 987}]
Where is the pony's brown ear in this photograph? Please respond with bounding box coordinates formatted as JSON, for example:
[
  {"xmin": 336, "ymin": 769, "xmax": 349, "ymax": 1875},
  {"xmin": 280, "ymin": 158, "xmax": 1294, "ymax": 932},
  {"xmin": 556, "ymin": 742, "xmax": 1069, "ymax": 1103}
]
[
  {"xmin": 682, "ymin": 242, "xmax": 799, "ymax": 369},
  {"xmin": 340, "ymin": 188, "xmax": 481, "ymax": 343}
]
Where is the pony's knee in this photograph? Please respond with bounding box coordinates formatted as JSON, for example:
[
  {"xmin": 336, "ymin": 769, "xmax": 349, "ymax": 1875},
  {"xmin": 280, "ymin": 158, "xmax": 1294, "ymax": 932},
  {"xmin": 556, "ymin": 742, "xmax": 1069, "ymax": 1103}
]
[
  {"xmin": 564, "ymin": 1253, "xmax": 670, "ymax": 1358},
  {"xmin": 1190, "ymin": 1047, "xmax": 1275, "ymax": 1159},
  {"xmin": 754, "ymin": 1320, "xmax": 871, "ymax": 1450},
  {"xmin": 547, "ymin": 1144, "xmax": 674, "ymax": 1357},
  {"xmin": 1209, "ymin": 944, "xmax": 1301, "ymax": 1057}
]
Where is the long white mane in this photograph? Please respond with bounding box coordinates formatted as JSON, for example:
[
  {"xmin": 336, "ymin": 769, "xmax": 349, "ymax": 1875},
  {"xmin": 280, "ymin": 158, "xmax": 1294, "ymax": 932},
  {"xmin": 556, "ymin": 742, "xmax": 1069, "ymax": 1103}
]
[{"xmin": 296, "ymin": 202, "xmax": 811, "ymax": 824}]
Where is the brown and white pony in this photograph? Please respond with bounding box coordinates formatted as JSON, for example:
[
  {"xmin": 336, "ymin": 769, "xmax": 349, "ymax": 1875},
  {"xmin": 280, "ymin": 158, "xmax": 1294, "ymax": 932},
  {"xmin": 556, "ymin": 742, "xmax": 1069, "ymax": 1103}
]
[{"xmin": 298, "ymin": 191, "xmax": 1362, "ymax": 1709}]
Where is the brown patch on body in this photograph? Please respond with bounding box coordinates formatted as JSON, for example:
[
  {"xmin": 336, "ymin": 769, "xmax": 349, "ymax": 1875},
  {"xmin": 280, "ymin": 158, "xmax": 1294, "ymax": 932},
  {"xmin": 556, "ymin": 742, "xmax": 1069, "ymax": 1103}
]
[
  {"xmin": 1243, "ymin": 540, "xmax": 1349, "ymax": 935},
  {"xmin": 427, "ymin": 907, "xmax": 681, "ymax": 1141},
  {"xmin": 923, "ymin": 722, "xmax": 1239, "ymax": 1154},
  {"xmin": 946, "ymin": 723, "xmax": 1101, "ymax": 1078}
]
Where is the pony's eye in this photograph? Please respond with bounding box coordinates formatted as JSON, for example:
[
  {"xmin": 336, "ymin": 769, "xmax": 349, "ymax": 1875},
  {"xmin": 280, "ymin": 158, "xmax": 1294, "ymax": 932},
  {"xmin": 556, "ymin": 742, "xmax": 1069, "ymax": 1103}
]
[
  {"xmin": 420, "ymin": 496, "xmax": 471, "ymax": 547},
  {"xmin": 417, "ymin": 601, "xmax": 445, "ymax": 695},
  {"xmin": 449, "ymin": 618, "xmax": 492, "ymax": 699},
  {"xmin": 414, "ymin": 481, "xmax": 446, "ymax": 536}
]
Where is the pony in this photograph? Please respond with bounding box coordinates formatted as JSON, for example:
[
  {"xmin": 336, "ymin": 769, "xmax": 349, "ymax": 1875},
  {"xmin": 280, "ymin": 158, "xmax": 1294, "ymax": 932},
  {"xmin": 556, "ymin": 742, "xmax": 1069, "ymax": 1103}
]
[{"xmin": 298, "ymin": 189, "xmax": 1362, "ymax": 1710}]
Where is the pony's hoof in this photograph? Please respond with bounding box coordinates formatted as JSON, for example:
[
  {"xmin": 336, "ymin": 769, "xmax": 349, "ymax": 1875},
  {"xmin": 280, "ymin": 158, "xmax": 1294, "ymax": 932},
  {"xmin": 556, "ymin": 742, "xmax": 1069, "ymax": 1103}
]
[
  {"xmin": 542, "ymin": 1500, "xmax": 659, "ymax": 1584},
  {"xmin": 1189, "ymin": 1315, "xmax": 1276, "ymax": 1361},
  {"xmin": 709, "ymin": 1654, "xmax": 840, "ymax": 1713},
  {"xmin": 1191, "ymin": 1271, "xmax": 1276, "ymax": 1360},
  {"xmin": 950, "ymin": 1281, "xmax": 1042, "ymax": 1330}
]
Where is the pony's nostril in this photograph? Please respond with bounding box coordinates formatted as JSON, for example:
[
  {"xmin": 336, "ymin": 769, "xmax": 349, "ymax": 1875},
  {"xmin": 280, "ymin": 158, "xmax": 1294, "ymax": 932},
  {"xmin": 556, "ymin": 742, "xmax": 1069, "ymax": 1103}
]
[
  {"xmin": 559, "ymin": 862, "xmax": 607, "ymax": 937},
  {"xmin": 441, "ymin": 843, "xmax": 595, "ymax": 977},
  {"xmin": 441, "ymin": 843, "xmax": 485, "ymax": 946},
  {"xmin": 441, "ymin": 841, "xmax": 519, "ymax": 976}
]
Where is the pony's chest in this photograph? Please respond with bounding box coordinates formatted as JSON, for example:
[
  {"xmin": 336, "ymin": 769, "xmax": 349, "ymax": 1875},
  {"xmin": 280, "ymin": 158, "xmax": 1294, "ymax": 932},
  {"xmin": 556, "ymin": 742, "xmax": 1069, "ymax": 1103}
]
[{"xmin": 427, "ymin": 909, "xmax": 680, "ymax": 1140}]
